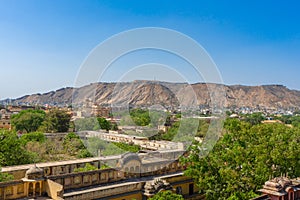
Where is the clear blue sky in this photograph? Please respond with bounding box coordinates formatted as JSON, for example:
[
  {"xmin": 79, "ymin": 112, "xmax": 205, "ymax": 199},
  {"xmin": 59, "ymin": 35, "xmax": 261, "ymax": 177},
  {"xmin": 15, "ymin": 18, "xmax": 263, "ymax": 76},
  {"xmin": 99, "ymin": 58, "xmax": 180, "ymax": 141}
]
[{"xmin": 0, "ymin": 0, "xmax": 300, "ymax": 99}]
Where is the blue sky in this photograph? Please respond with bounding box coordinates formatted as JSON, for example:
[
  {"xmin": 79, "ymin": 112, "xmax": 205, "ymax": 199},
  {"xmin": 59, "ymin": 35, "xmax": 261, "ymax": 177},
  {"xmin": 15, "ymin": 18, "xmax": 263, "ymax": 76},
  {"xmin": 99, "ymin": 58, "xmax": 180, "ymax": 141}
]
[{"xmin": 0, "ymin": 0, "xmax": 300, "ymax": 98}]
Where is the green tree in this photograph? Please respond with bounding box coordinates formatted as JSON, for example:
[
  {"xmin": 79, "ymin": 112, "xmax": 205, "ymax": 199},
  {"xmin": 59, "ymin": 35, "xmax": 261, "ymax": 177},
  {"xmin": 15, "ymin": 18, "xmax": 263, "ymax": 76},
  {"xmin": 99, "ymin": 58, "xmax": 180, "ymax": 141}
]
[
  {"xmin": 291, "ymin": 116, "xmax": 300, "ymax": 127},
  {"xmin": 41, "ymin": 109, "xmax": 71, "ymax": 132},
  {"xmin": 20, "ymin": 132, "xmax": 46, "ymax": 145},
  {"xmin": 243, "ymin": 112, "xmax": 265, "ymax": 125},
  {"xmin": 24, "ymin": 141, "xmax": 47, "ymax": 163},
  {"xmin": 0, "ymin": 167, "xmax": 13, "ymax": 182},
  {"xmin": 148, "ymin": 109, "xmax": 167, "ymax": 128},
  {"xmin": 100, "ymin": 163, "xmax": 110, "ymax": 169},
  {"xmin": 161, "ymin": 121, "xmax": 180, "ymax": 141},
  {"xmin": 74, "ymin": 117, "xmax": 100, "ymax": 131},
  {"xmin": 77, "ymin": 149, "xmax": 93, "ymax": 158},
  {"xmin": 154, "ymin": 118, "xmax": 208, "ymax": 141},
  {"xmin": 160, "ymin": 118, "xmax": 199, "ymax": 142},
  {"xmin": 119, "ymin": 115, "xmax": 135, "ymax": 126},
  {"xmin": 73, "ymin": 163, "xmax": 97, "ymax": 172},
  {"xmin": 196, "ymin": 119, "xmax": 210, "ymax": 138},
  {"xmin": 97, "ymin": 117, "xmax": 111, "ymax": 131},
  {"xmin": 102, "ymin": 143, "xmax": 126, "ymax": 156},
  {"xmin": 277, "ymin": 115, "xmax": 292, "ymax": 124},
  {"xmin": 11, "ymin": 109, "xmax": 45, "ymax": 133},
  {"xmin": 85, "ymin": 137, "xmax": 108, "ymax": 156},
  {"xmin": 19, "ymin": 132, "xmax": 47, "ymax": 162},
  {"xmin": 110, "ymin": 122, "xmax": 118, "ymax": 131},
  {"xmin": 112, "ymin": 142, "xmax": 140, "ymax": 153},
  {"xmin": 129, "ymin": 108, "xmax": 151, "ymax": 126},
  {"xmin": 149, "ymin": 190, "xmax": 184, "ymax": 200},
  {"xmin": 63, "ymin": 133, "xmax": 92, "ymax": 158},
  {"xmin": 0, "ymin": 129, "xmax": 34, "ymax": 166},
  {"xmin": 182, "ymin": 119, "xmax": 300, "ymax": 200}
]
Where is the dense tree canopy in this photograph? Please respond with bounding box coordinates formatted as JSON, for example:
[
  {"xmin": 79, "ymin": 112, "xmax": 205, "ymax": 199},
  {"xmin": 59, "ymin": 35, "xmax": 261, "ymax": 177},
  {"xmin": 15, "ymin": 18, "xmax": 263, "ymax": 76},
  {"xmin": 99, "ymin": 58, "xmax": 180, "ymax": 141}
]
[
  {"xmin": 151, "ymin": 119, "xmax": 209, "ymax": 141},
  {"xmin": 20, "ymin": 132, "xmax": 46, "ymax": 145},
  {"xmin": 85, "ymin": 137, "xmax": 139, "ymax": 157},
  {"xmin": 41, "ymin": 109, "xmax": 71, "ymax": 132},
  {"xmin": 182, "ymin": 118, "xmax": 300, "ymax": 199},
  {"xmin": 118, "ymin": 108, "xmax": 168, "ymax": 127},
  {"xmin": 63, "ymin": 132, "xmax": 92, "ymax": 158},
  {"xmin": 129, "ymin": 108, "xmax": 151, "ymax": 126},
  {"xmin": 11, "ymin": 109, "xmax": 45, "ymax": 133},
  {"xmin": 97, "ymin": 117, "xmax": 111, "ymax": 131},
  {"xmin": 74, "ymin": 117, "xmax": 117, "ymax": 132},
  {"xmin": 112, "ymin": 142, "xmax": 140, "ymax": 153},
  {"xmin": 242, "ymin": 112, "xmax": 265, "ymax": 125},
  {"xmin": 274, "ymin": 115, "xmax": 300, "ymax": 128},
  {"xmin": 11, "ymin": 109, "xmax": 72, "ymax": 133},
  {"xmin": 148, "ymin": 190, "xmax": 184, "ymax": 200},
  {"xmin": 0, "ymin": 129, "xmax": 34, "ymax": 166},
  {"xmin": 0, "ymin": 167, "xmax": 13, "ymax": 182},
  {"xmin": 73, "ymin": 163, "xmax": 97, "ymax": 172},
  {"xmin": 74, "ymin": 117, "xmax": 100, "ymax": 131},
  {"xmin": 0, "ymin": 129, "xmax": 93, "ymax": 166}
]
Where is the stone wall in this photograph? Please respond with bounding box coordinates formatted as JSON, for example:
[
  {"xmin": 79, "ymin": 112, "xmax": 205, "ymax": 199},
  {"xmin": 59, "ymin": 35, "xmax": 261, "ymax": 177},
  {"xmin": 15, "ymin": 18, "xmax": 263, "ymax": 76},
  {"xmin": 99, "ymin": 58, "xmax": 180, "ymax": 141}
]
[
  {"xmin": 48, "ymin": 168, "xmax": 123, "ymax": 190},
  {"xmin": 45, "ymin": 179, "xmax": 63, "ymax": 200},
  {"xmin": 64, "ymin": 182, "xmax": 143, "ymax": 200},
  {"xmin": 0, "ymin": 149, "xmax": 192, "ymax": 200},
  {"xmin": 0, "ymin": 180, "xmax": 25, "ymax": 200}
]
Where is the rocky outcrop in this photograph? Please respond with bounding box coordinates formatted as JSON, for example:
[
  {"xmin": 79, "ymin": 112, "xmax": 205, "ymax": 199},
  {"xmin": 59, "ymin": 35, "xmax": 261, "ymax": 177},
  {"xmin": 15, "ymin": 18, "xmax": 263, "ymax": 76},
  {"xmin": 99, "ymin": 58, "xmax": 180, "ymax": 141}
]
[{"xmin": 2, "ymin": 81, "xmax": 300, "ymax": 109}]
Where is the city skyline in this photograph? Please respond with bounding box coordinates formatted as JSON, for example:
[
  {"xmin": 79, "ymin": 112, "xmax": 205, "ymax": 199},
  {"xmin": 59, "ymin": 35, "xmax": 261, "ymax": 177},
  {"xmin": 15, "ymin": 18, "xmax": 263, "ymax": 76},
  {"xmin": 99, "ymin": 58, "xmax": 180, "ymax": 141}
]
[{"xmin": 0, "ymin": 0, "xmax": 300, "ymax": 99}]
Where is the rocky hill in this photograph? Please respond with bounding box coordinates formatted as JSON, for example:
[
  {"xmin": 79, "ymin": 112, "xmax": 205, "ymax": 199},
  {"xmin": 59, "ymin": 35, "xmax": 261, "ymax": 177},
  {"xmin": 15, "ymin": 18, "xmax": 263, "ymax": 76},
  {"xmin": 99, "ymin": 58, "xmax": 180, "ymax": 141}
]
[{"xmin": 2, "ymin": 81, "xmax": 300, "ymax": 110}]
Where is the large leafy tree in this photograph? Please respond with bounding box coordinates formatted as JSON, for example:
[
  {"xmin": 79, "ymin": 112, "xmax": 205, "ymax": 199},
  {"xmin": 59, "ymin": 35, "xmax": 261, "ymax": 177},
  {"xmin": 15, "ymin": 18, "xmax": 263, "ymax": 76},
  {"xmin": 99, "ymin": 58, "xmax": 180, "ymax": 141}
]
[
  {"xmin": 149, "ymin": 190, "xmax": 184, "ymax": 200},
  {"xmin": 19, "ymin": 131, "xmax": 46, "ymax": 145},
  {"xmin": 154, "ymin": 119, "xmax": 209, "ymax": 141},
  {"xmin": 182, "ymin": 118, "xmax": 300, "ymax": 200},
  {"xmin": 97, "ymin": 117, "xmax": 111, "ymax": 131},
  {"xmin": 11, "ymin": 109, "xmax": 45, "ymax": 133},
  {"xmin": 0, "ymin": 129, "xmax": 34, "ymax": 166},
  {"xmin": 129, "ymin": 108, "xmax": 151, "ymax": 126},
  {"xmin": 19, "ymin": 132, "xmax": 47, "ymax": 163},
  {"xmin": 63, "ymin": 132, "xmax": 92, "ymax": 158},
  {"xmin": 242, "ymin": 112, "xmax": 265, "ymax": 125},
  {"xmin": 41, "ymin": 109, "xmax": 71, "ymax": 132}
]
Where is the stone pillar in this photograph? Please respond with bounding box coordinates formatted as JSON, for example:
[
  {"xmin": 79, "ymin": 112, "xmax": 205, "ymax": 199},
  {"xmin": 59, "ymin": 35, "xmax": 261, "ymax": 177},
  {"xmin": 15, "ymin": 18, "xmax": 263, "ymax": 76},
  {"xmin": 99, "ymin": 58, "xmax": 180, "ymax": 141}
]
[
  {"xmin": 24, "ymin": 182, "xmax": 28, "ymax": 197},
  {"xmin": 2, "ymin": 187, "xmax": 6, "ymax": 200},
  {"xmin": 39, "ymin": 181, "xmax": 42, "ymax": 196},
  {"xmin": 33, "ymin": 182, "xmax": 36, "ymax": 197}
]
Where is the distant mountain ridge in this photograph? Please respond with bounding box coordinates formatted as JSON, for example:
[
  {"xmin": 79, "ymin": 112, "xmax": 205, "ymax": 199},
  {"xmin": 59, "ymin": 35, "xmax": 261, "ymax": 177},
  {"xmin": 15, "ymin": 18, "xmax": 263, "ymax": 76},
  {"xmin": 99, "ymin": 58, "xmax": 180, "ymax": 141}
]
[{"xmin": 1, "ymin": 81, "xmax": 300, "ymax": 110}]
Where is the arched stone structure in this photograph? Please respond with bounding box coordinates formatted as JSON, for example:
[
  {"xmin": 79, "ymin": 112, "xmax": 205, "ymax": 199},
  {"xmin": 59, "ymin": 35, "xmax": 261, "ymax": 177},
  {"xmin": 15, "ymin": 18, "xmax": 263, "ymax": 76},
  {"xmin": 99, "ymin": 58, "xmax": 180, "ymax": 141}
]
[
  {"xmin": 143, "ymin": 178, "xmax": 173, "ymax": 198},
  {"xmin": 117, "ymin": 153, "xmax": 142, "ymax": 177}
]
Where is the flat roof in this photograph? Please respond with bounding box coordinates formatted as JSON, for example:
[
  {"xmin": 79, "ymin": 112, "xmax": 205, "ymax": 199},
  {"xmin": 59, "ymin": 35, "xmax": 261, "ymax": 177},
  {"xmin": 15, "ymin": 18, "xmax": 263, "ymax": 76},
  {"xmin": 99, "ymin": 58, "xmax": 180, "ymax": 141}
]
[
  {"xmin": 64, "ymin": 172, "xmax": 184, "ymax": 197},
  {"xmin": 258, "ymin": 189, "xmax": 286, "ymax": 196},
  {"xmin": 1, "ymin": 155, "xmax": 121, "ymax": 172}
]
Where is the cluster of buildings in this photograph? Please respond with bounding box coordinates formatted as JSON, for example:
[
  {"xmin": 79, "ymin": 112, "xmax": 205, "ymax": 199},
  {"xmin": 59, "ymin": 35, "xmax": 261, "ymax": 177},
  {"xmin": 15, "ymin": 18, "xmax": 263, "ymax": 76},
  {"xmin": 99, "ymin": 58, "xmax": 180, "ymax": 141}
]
[
  {"xmin": 253, "ymin": 176, "xmax": 300, "ymax": 200},
  {"xmin": 0, "ymin": 105, "xmax": 73, "ymax": 131},
  {"xmin": 0, "ymin": 150, "xmax": 202, "ymax": 200},
  {"xmin": 227, "ymin": 105, "xmax": 296, "ymax": 116},
  {"xmin": 0, "ymin": 105, "xmax": 39, "ymax": 130},
  {"xmin": 81, "ymin": 131, "xmax": 184, "ymax": 151},
  {"xmin": 0, "ymin": 103, "xmax": 197, "ymax": 200},
  {"xmin": 0, "ymin": 103, "xmax": 113, "ymax": 132},
  {"xmin": 2, "ymin": 102, "xmax": 300, "ymax": 199},
  {"xmin": 72, "ymin": 99, "xmax": 111, "ymax": 120}
]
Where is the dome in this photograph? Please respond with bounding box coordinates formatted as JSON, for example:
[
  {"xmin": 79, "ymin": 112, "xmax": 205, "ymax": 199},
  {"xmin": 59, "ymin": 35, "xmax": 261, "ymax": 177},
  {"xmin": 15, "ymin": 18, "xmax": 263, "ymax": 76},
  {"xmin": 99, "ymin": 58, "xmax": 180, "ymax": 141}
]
[{"xmin": 118, "ymin": 153, "xmax": 141, "ymax": 167}]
